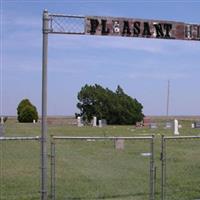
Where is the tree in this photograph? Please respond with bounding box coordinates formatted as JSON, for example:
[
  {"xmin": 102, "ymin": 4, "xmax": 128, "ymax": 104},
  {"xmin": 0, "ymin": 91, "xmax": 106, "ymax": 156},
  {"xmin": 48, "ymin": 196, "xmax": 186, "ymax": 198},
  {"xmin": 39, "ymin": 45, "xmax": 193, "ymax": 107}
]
[
  {"xmin": 76, "ymin": 84, "xmax": 144, "ymax": 125},
  {"xmin": 17, "ymin": 99, "xmax": 38, "ymax": 122}
]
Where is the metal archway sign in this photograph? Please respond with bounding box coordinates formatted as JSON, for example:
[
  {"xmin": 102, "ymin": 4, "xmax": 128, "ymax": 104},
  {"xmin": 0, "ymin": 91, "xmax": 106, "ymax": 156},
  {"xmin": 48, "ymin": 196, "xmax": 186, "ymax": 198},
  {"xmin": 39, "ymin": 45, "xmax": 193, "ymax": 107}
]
[
  {"xmin": 48, "ymin": 12, "xmax": 200, "ymax": 40},
  {"xmin": 85, "ymin": 16, "xmax": 200, "ymax": 40},
  {"xmin": 41, "ymin": 9, "xmax": 200, "ymax": 200}
]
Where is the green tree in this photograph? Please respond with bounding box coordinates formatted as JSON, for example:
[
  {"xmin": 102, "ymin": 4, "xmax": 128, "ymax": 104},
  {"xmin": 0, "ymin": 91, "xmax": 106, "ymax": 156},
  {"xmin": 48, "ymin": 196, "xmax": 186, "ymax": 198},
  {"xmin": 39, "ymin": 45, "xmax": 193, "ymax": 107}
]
[
  {"xmin": 17, "ymin": 99, "xmax": 32, "ymax": 115},
  {"xmin": 76, "ymin": 84, "xmax": 144, "ymax": 125},
  {"xmin": 17, "ymin": 99, "xmax": 38, "ymax": 122}
]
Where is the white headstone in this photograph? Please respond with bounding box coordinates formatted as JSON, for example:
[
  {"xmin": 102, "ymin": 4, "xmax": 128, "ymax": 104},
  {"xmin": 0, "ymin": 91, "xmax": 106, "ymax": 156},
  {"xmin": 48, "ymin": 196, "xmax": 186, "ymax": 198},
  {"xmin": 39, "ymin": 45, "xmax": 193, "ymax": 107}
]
[
  {"xmin": 98, "ymin": 120, "xmax": 102, "ymax": 128},
  {"xmin": 93, "ymin": 116, "xmax": 97, "ymax": 127},
  {"xmin": 1, "ymin": 117, "xmax": 4, "ymax": 124},
  {"xmin": 77, "ymin": 117, "xmax": 83, "ymax": 127},
  {"xmin": 191, "ymin": 123, "xmax": 195, "ymax": 128},
  {"xmin": 174, "ymin": 119, "xmax": 179, "ymax": 135},
  {"xmin": 33, "ymin": 119, "xmax": 36, "ymax": 124}
]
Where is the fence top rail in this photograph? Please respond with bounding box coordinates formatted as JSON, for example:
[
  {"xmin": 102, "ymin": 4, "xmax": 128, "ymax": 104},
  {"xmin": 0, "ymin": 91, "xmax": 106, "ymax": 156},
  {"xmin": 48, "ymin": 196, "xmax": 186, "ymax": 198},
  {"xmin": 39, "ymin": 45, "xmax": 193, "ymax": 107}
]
[
  {"xmin": 52, "ymin": 136, "xmax": 154, "ymax": 140},
  {"xmin": 164, "ymin": 135, "xmax": 200, "ymax": 140},
  {"xmin": 48, "ymin": 31, "xmax": 85, "ymax": 35},
  {"xmin": 0, "ymin": 136, "xmax": 40, "ymax": 141},
  {"xmin": 49, "ymin": 13, "xmax": 84, "ymax": 18}
]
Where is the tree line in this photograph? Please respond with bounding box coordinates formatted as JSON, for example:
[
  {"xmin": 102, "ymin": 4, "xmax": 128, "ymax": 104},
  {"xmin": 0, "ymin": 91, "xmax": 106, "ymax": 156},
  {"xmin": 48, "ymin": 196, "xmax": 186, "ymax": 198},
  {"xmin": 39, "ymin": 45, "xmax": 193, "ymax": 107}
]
[{"xmin": 17, "ymin": 84, "xmax": 144, "ymax": 125}]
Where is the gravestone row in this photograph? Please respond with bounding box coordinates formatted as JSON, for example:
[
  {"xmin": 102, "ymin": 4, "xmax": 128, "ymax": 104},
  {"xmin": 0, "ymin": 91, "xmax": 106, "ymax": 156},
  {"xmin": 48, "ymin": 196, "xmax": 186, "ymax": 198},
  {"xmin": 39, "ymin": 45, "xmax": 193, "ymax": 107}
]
[{"xmin": 77, "ymin": 116, "xmax": 107, "ymax": 128}]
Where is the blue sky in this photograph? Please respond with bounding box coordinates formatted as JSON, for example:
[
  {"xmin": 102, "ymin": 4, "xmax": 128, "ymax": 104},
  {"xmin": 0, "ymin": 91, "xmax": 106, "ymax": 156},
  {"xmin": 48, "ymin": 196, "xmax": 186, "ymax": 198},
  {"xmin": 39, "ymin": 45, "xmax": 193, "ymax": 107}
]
[{"xmin": 1, "ymin": 0, "xmax": 200, "ymax": 116}]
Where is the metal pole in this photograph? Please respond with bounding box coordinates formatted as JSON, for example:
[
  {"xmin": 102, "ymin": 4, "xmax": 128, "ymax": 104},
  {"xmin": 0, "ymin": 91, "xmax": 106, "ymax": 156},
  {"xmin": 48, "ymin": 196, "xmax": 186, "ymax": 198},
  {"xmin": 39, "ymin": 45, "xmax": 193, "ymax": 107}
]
[
  {"xmin": 41, "ymin": 9, "xmax": 49, "ymax": 200},
  {"xmin": 161, "ymin": 135, "xmax": 166, "ymax": 200},
  {"xmin": 150, "ymin": 135, "xmax": 155, "ymax": 200},
  {"xmin": 50, "ymin": 137, "xmax": 56, "ymax": 200}
]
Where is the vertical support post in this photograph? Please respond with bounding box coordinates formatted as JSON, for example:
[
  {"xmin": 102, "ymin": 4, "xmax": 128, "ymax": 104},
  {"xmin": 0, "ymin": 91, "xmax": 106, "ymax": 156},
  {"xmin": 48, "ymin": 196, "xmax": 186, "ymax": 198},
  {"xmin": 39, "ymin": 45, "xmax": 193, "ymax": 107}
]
[
  {"xmin": 150, "ymin": 135, "xmax": 155, "ymax": 200},
  {"xmin": 41, "ymin": 9, "xmax": 49, "ymax": 200},
  {"xmin": 50, "ymin": 136, "xmax": 56, "ymax": 200},
  {"xmin": 161, "ymin": 135, "xmax": 166, "ymax": 200}
]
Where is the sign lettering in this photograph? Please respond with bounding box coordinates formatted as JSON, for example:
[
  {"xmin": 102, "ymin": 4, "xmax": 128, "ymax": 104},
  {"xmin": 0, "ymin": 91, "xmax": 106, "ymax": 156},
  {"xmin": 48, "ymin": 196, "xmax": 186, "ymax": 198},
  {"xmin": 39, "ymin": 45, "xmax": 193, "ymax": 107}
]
[{"xmin": 85, "ymin": 16, "xmax": 200, "ymax": 41}]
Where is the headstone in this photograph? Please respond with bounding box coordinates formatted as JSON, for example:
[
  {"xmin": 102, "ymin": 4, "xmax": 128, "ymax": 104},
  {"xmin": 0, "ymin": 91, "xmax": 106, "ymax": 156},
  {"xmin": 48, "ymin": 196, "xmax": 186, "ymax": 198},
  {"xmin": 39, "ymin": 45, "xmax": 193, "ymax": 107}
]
[
  {"xmin": 101, "ymin": 119, "xmax": 107, "ymax": 126},
  {"xmin": 165, "ymin": 122, "xmax": 172, "ymax": 129},
  {"xmin": 136, "ymin": 122, "xmax": 142, "ymax": 127},
  {"xmin": 98, "ymin": 120, "xmax": 102, "ymax": 128},
  {"xmin": 115, "ymin": 139, "xmax": 124, "ymax": 150},
  {"xmin": 1, "ymin": 117, "xmax": 4, "ymax": 124},
  {"xmin": 33, "ymin": 119, "xmax": 36, "ymax": 124},
  {"xmin": 0, "ymin": 124, "xmax": 4, "ymax": 136},
  {"xmin": 194, "ymin": 122, "xmax": 200, "ymax": 128},
  {"xmin": 191, "ymin": 123, "xmax": 195, "ymax": 128},
  {"xmin": 150, "ymin": 123, "xmax": 157, "ymax": 129},
  {"xmin": 143, "ymin": 117, "xmax": 151, "ymax": 127},
  {"xmin": 174, "ymin": 119, "xmax": 179, "ymax": 135},
  {"xmin": 93, "ymin": 116, "xmax": 97, "ymax": 127},
  {"xmin": 141, "ymin": 152, "xmax": 151, "ymax": 157},
  {"xmin": 77, "ymin": 117, "xmax": 83, "ymax": 127}
]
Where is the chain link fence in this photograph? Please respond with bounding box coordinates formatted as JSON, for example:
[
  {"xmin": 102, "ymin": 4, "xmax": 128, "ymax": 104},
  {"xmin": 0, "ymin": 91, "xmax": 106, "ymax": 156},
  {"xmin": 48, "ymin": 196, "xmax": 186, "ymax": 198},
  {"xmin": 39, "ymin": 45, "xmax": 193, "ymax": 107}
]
[
  {"xmin": 49, "ymin": 14, "xmax": 85, "ymax": 34},
  {"xmin": 161, "ymin": 135, "xmax": 200, "ymax": 200},
  {"xmin": 50, "ymin": 136, "xmax": 155, "ymax": 200},
  {"xmin": 0, "ymin": 136, "xmax": 41, "ymax": 200},
  {"xmin": 1, "ymin": 130, "xmax": 200, "ymax": 200}
]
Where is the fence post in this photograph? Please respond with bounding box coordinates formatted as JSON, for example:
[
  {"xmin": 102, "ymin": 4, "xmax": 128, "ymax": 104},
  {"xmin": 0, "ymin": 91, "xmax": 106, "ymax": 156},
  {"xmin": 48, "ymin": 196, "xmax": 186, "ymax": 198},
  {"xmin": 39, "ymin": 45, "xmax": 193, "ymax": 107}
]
[
  {"xmin": 50, "ymin": 136, "xmax": 56, "ymax": 200},
  {"xmin": 41, "ymin": 9, "xmax": 49, "ymax": 200},
  {"xmin": 150, "ymin": 135, "xmax": 155, "ymax": 200},
  {"xmin": 161, "ymin": 135, "xmax": 166, "ymax": 200}
]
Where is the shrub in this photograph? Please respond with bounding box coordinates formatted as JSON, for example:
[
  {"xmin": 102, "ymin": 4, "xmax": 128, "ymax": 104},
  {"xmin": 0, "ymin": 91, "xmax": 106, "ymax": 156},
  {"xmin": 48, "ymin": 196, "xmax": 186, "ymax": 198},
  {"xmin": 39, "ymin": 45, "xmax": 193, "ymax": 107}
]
[
  {"xmin": 17, "ymin": 99, "xmax": 38, "ymax": 123},
  {"xmin": 18, "ymin": 105, "xmax": 38, "ymax": 123}
]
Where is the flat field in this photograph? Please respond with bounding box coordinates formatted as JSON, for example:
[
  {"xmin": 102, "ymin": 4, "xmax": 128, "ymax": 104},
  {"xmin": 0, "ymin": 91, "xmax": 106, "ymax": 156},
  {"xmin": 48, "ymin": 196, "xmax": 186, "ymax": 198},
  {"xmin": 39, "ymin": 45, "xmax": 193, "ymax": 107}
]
[{"xmin": 0, "ymin": 118, "xmax": 200, "ymax": 200}]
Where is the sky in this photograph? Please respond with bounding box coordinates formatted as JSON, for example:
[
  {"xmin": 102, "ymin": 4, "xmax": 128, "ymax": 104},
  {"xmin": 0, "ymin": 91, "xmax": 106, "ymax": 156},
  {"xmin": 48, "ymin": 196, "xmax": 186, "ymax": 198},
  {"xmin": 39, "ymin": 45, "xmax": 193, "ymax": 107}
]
[{"xmin": 1, "ymin": 0, "xmax": 200, "ymax": 117}]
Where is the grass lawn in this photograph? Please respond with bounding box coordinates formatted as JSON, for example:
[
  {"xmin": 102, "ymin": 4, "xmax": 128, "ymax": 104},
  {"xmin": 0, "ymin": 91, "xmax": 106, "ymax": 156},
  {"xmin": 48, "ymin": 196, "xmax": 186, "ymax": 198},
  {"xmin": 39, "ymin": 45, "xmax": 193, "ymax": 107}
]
[{"xmin": 0, "ymin": 119, "xmax": 200, "ymax": 199}]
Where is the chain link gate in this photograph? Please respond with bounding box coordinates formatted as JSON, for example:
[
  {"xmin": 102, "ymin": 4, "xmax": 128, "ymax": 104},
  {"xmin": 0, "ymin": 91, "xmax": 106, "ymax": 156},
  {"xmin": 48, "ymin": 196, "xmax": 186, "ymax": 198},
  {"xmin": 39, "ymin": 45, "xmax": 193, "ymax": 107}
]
[
  {"xmin": 161, "ymin": 135, "xmax": 200, "ymax": 200},
  {"xmin": 50, "ymin": 136, "xmax": 155, "ymax": 200},
  {"xmin": 40, "ymin": 10, "xmax": 200, "ymax": 200},
  {"xmin": 0, "ymin": 136, "xmax": 41, "ymax": 200}
]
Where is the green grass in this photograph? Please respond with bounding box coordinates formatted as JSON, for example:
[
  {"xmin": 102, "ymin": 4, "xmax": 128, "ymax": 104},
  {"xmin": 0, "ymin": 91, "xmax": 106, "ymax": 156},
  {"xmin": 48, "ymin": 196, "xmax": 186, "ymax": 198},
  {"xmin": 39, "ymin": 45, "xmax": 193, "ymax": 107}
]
[{"xmin": 0, "ymin": 119, "xmax": 200, "ymax": 200}]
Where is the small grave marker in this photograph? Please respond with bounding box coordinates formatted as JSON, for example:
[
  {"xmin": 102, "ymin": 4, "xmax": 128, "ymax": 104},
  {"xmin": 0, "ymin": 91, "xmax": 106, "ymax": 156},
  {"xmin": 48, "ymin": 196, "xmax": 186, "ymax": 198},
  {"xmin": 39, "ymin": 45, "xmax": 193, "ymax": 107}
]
[
  {"xmin": 77, "ymin": 116, "xmax": 83, "ymax": 127},
  {"xmin": 141, "ymin": 152, "xmax": 151, "ymax": 157},
  {"xmin": 150, "ymin": 123, "xmax": 157, "ymax": 129},
  {"xmin": 194, "ymin": 122, "xmax": 200, "ymax": 129},
  {"xmin": 191, "ymin": 123, "xmax": 195, "ymax": 128},
  {"xmin": 115, "ymin": 139, "xmax": 124, "ymax": 150},
  {"xmin": 174, "ymin": 119, "xmax": 179, "ymax": 135},
  {"xmin": 101, "ymin": 119, "xmax": 107, "ymax": 126},
  {"xmin": 143, "ymin": 117, "xmax": 151, "ymax": 127},
  {"xmin": 98, "ymin": 120, "xmax": 102, "ymax": 128},
  {"xmin": 92, "ymin": 116, "xmax": 97, "ymax": 127},
  {"xmin": 165, "ymin": 122, "xmax": 172, "ymax": 129}
]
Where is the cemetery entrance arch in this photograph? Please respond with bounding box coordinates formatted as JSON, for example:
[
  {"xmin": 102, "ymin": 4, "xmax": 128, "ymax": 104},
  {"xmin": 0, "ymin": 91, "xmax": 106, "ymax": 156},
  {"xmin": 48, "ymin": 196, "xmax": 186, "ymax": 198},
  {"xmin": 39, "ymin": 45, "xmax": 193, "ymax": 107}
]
[{"xmin": 41, "ymin": 9, "xmax": 200, "ymax": 200}]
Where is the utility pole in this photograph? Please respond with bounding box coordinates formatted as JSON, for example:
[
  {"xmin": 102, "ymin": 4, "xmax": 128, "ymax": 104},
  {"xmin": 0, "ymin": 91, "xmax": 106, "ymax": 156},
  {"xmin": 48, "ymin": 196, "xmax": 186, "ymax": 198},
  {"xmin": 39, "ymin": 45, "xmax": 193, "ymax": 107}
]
[{"xmin": 166, "ymin": 80, "xmax": 170, "ymax": 116}]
